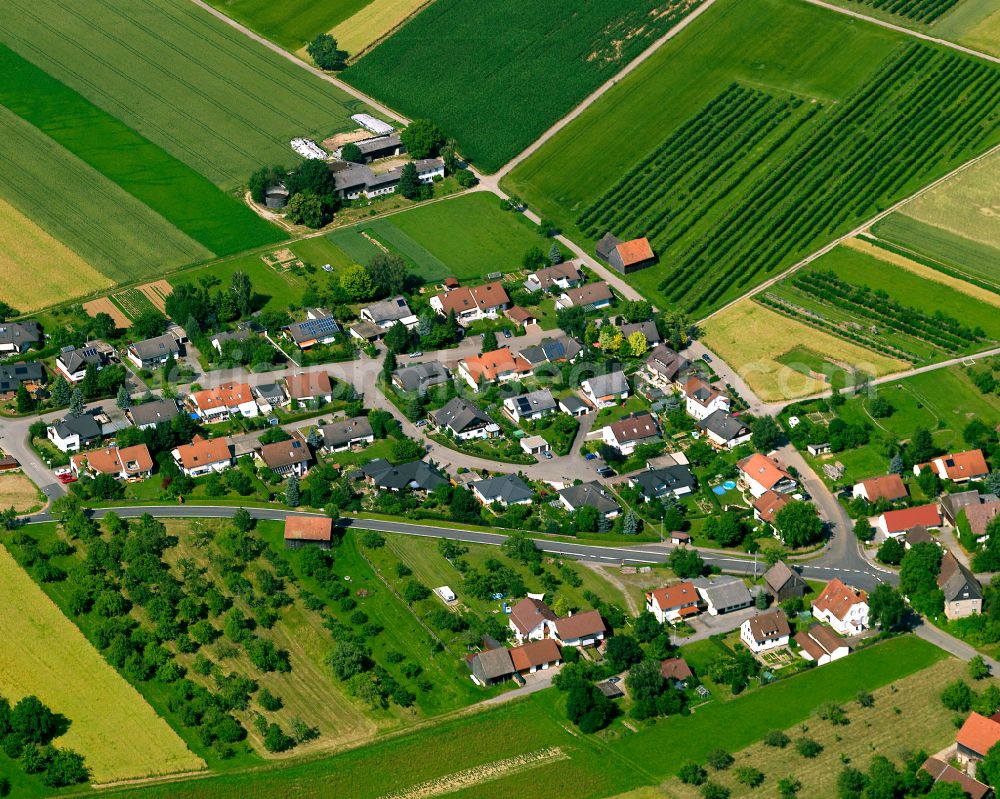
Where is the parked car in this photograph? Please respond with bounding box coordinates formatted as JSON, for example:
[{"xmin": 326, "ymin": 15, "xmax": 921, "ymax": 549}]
[
  {"xmin": 584, "ymin": 453, "xmax": 597, "ymax": 461},
  {"xmin": 409, "ymin": 352, "xmax": 423, "ymax": 358},
  {"xmin": 701, "ymin": 353, "xmax": 712, "ymax": 363},
  {"xmin": 543, "ymin": 451, "xmax": 552, "ymax": 459},
  {"xmin": 414, "ymin": 419, "xmax": 427, "ymax": 428},
  {"xmin": 502, "ymin": 328, "xmax": 512, "ymax": 338},
  {"xmin": 596, "ymin": 466, "xmax": 615, "ymax": 478},
  {"xmin": 57, "ymin": 474, "xmax": 77, "ymax": 484}
]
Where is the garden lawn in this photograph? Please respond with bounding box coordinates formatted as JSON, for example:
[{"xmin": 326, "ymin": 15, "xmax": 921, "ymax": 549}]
[
  {"xmin": 0, "ymin": 543, "xmax": 204, "ymax": 784},
  {"xmin": 504, "ymin": 0, "xmax": 1000, "ymax": 314},
  {"xmin": 342, "ymin": 0, "xmax": 704, "ymax": 172},
  {"xmin": 0, "ymin": 106, "xmax": 211, "ymax": 288},
  {"xmin": 610, "ymin": 635, "xmax": 944, "ymax": 775},
  {"xmin": 204, "ymin": 0, "xmax": 373, "ymax": 51},
  {"xmin": 0, "ymin": 44, "xmax": 280, "ymax": 258},
  {"xmin": 326, "ymin": 193, "xmax": 552, "ymax": 283},
  {"xmin": 0, "ymin": 0, "xmax": 371, "ymax": 190},
  {"xmin": 701, "ymin": 299, "xmax": 907, "ymax": 402},
  {"xmin": 663, "ymin": 656, "xmax": 970, "ymax": 798}
]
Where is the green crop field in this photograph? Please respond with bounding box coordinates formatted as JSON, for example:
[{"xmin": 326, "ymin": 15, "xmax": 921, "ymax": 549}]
[
  {"xmin": 203, "ymin": 0, "xmax": 373, "ymax": 51},
  {"xmin": 873, "ymin": 214, "xmax": 1000, "ymax": 286},
  {"xmin": 0, "ymin": 105, "xmax": 211, "ymax": 285},
  {"xmin": 846, "ymin": 0, "xmax": 960, "ymax": 22},
  {"xmin": 505, "ymin": 0, "xmax": 1000, "ymax": 316},
  {"xmin": 342, "ymin": 0, "xmax": 703, "ymax": 172},
  {"xmin": 0, "ymin": 0, "xmax": 372, "ymax": 190},
  {"xmin": 327, "ymin": 193, "xmax": 554, "ymax": 282}
]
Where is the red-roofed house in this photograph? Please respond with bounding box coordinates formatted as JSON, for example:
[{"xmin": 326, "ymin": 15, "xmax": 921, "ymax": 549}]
[
  {"xmin": 877, "ymin": 504, "xmax": 942, "ymax": 538},
  {"xmin": 645, "ymin": 582, "xmax": 700, "ymax": 623},
  {"xmin": 188, "ymin": 382, "xmax": 258, "ymax": 421},
  {"xmin": 683, "ymin": 377, "xmax": 729, "ymax": 421},
  {"xmin": 509, "ymin": 639, "xmax": 562, "ymax": 675},
  {"xmin": 457, "ymin": 347, "xmax": 533, "ymax": 391},
  {"xmin": 738, "ymin": 453, "xmax": 796, "ymax": 499},
  {"xmin": 70, "ymin": 443, "xmax": 153, "ymax": 481},
  {"xmin": 853, "ymin": 474, "xmax": 908, "ymax": 503},
  {"xmin": 916, "ymin": 449, "xmax": 989, "ymax": 483},
  {"xmin": 430, "ymin": 281, "xmax": 510, "ymax": 324},
  {"xmin": 602, "ymin": 412, "xmax": 660, "ymax": 456},
  {"xmin": 754, "ymin": 490, "xmax": 792, "ymax": 525},
  {"xmin": 794, "ymin": 624, "xmax": 849, "ymax": 665},
  {"xmin": 508, "ymin": 597, "xmax": 557, "ymax": 643},
  {"xmin": 957, "ymin": 712, "xmax": 1000, "ymax": 766},
  {"xmin": 554, "ymin": 611, "xmax": 606, "ymax": 647},
  {"xmin": 660, "ymin": 657, "xmax": 694, "ymax": 685},
  {"xmin": 171, "ymin": 435, "xmax": 234, "ymax": 477},
  {"xmin": 812, "ymin": 578, "xmax": 869, "ymax": 635}
]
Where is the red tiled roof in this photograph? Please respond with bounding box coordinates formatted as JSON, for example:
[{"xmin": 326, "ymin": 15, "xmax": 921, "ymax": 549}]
[
  {"xmin": 660, "ymin": 657, "xmax": 693, "ymax": 681},
  {"xmin": 509, "ymin": 597, "xmax": 556, "ymax": 635},
  {"xmin": 607, "ymin": 413, "xmax": 658, "ymax": 445},
  {"xmin": 286, "ymin": 371, "xmax": 333, "ymax": 400},
  {"xmin": 932, "ymin": 450, "xmax": 989, "ymax": 481},
  {"xmin": 812, "ymin": 578, "xmax": 867, "ymax": 621},
  {"xmin": 857, "ymin": 474, "xmax": 908, "ymax": 502},
  {"xmin": 173, "ymin": 435, "xmax": 232, "ymax": 469},
  {"xmin": 616, "ymin": 238, "xmax": 655, "ymax": 266},
  {"xmin": 754, "ymin": 490, "xmax": 792, "ymax": 524},
  {"xmin": 957, "ymin": 712, "xmax": 1000, "ymax": 757},
  {"xmin": 739, "ymin": 453, "xmax": 792, "ymax": 490},
  {"xmin": 554, "ymin": 610, "xmax": 605, "ymax": 640},
  {"xmin": 648, "ymin": 582, "xmax": 699, "ymax": 612},
  {"xmin": 880, "ymin": 504, "xmax": 941, "ymax": 534},
  {"xmin": 509, "ymin": 639, "xmax": 561, "ymax": 671},
  {"xmin": 284, "ymin": 516, "xmax": 333, "ymax": 542},
  {"xmin": 461, "ymin": 347, "xmax": 533, "ymax": 384},
  {"xmin": 190, "ymin": 382, "xmax": 254, "ymax": 412},
  {"xmin": 71, "ymin": 443, "xmax": 152, "ymax": 477},
  {"xmin": 435, "ymin": 282, "xmax": 510, "ymax": 316}
]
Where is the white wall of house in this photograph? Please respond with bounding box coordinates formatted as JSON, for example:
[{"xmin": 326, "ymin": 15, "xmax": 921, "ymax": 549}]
[
  {"xmin": 739, "ymin": 622, "xmax": 789, "ymax": 654},
  {"xmin": 812, "ymin": 603, "xmax": 869, "ymax": 635}
]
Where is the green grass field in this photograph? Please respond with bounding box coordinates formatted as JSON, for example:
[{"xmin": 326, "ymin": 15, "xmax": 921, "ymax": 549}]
[
  {"xmin": 203, "ymin": 0, "xmax": 373, "ymax": 51},
  {"xmin": 327, "ymin": 193, "xmax": 554, "ymax": 283},
  {"xmin": 873, "ymin": 214, "xmax": 1000, "ymax": 286},
  {"xmin": 504, "ymin": 0, "xmax": 1000, "ymax": 315},
  {"xmin": 0, "ymin": 105, "xmax": 211, "ymax": 284},
  {"xmin": 342, "ymin": 0, "xmax": 702, "ymax": 172},
  {"xmin": 104, "ymin": 635, "xmax": 943, "ymax": 799},
  {"xmin": 0, "ymin": 544, "xmax": 203, "ymax": 787},
  {"xmin": 0, "ymin": 0, "xmax": 371, "ymax": 190}
]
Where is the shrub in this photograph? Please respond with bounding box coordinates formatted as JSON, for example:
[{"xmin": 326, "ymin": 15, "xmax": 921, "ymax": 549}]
[
  {"xmin": 678, "ymin": 762, "xmax": 707, "ymax": 785},
  {"xmin": 763, "ymin": 730, "xmax": 790, "ymax": 748},
  {"xmin": 735, "ymin": 767, "xmax": 764, "ymax": 787},
  {"xmin": 706, "ymin": 748, "xmax": 734, "ymax": 770},
  {"xmin": 795, "ymin": 737, "xmax": 822, "ymax": 758}
]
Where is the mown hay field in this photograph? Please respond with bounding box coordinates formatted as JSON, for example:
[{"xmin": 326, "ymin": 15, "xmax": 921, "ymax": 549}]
[
  {"xmin": 0, "ymin": 474, "xmax": 43, "ymax": 513},
  {"xmin": 662, "ymin": 657, "xmax": 970, "ymax": 798},
  {"xmin": 0, "ymin": 105, "xmax": 210, "ymax": 287},
  {"xmin": 205, "ymin": 0, "xmax": 373, "ymax": 52},
  {"xmin": 0, "ymin": 195, "xmax": 110, "ymax": 312},
  {"xmin": 0, "ymin": 0, "xmax": 370, "ymax": 190},
  {"xmin": 505, "ymin": 0, "xmax": 1000, "ymax": 315},
  {"xmin": 327, "ymin": 0, "xmax": 429, "ymax": 59},
  {"xmin": 0, "ymin": 545, "xmax": 204, "ymax": 784},
  {"xmin": 343, "ymin": 0, "xmax": 705, "ymax": 172},
  {"xmin": 701, "ymin": 298, "xmax": 907, "ymax": 402}
]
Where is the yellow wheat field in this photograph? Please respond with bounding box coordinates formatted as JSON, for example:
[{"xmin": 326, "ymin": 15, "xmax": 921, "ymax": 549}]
[{"xmin": 325, "ymin": 0, "xmax": 429, "ymax": 58}]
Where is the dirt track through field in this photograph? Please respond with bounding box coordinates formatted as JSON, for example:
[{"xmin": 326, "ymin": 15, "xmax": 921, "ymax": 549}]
[{"xmin": 378, "ymin": 747, "xmax": 569, "ymax": 799}]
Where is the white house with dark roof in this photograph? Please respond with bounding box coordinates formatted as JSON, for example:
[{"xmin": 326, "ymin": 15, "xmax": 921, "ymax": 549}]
[
  {"xmin": 683, "ymin": 376, "xmax": 729, "ymax": 421},
  {"xmin": 524, "ymin": 262, "xmax": 583, "ymax": 293},
  {"xmin": 581, "ymin": 371, "xmax": 629, "ymax": 409},
  {"xmin": 431, "ymin": 397, "xmax": 499, "ymax": 440},
  {"xmin": 644, "ymin": 344, "xmax": 689, "ymax": 390},
  {"xmin": 56, "ymin": 343, "xmax": 109, "ymax": 382},
  {"xmin": 127, "ymin": 333, "xmax": 181, "ymax": 369},
  {"xmin": 472, "ymin": 474, "xmax": 534, "ymax": 507},
  {"xmin": 320, "ymin": 416, "xmax": 374, "ymax": 452},
  {"xmin": 508, "ymin": 597, "xmax": 557, "ymax": 643},
  {"xmin": 127, "ymin": 398, "xmax": 180, "ymax": 430},
  {"xmin": 557, "ymin": 482, "xmax": 620, "ymax": 518},
  {"xmin": 503, "ymin": 389, "xmax": 557, "ymax": 423},
  {"xmin": 697, "ymin": 411, "xmax": 751, "ymax": 450},
  {"xmin": 740, "ymin": 609, "xmax": 790, "ymax": 654},
  {"xmin": 0, "ymin": 321, "xmax": 42, "ymax": 355},
  {"xmin": 392, "ymin": 362, "xmax": 450, "ymax": 394},
  {"xmin": 601, "ymin": 412, "xmax": 660, "ymax": 456},
  {"xmin": 360, "ymin": 296, "xmax": 418, "ymax": 330}
]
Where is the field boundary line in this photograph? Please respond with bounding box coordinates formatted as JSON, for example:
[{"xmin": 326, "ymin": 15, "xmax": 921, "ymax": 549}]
[
  {"xmin": 800, "ymin": 0, "xmax": 1000, "ymax": 66},
  {"xmin": 184, "ymin": 0, "xmax": 409, "ymax": 125},
  {"xmin": 490, "ymin": 0, "xmax": 719, "ymax": 181},
  {"xmin": 342, "ymin": 0, "xmax": 436, "ymax": 65},
  {"xmin": 699, "ymin": 138, "xmax": 1000, "ymax": 326}
]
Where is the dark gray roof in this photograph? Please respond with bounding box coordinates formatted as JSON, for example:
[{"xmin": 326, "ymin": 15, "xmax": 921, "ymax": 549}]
[
  {"xmin": 617, "ymin": 321, "xmax": 660, "ymax": 344},
  {"xmin": 691, "ymin": 576, "xmax": 753, "ymax": 609},
  {"xmin": 507, "ymin": 389, "xmax": 556, "ymax": 417},
  {"xmin": 596, "ymin": 233, "xmax": 621, "ymax": 261},
  {"xmin": 0, "ymin": 362, "xmax": 44, "ymax": 393},
  {"xmin": 58, "ymin": 344, "xmax": 106, "ymax": 374},
  {"xmin": 51, "ymin": 413, "xmax": 102, "ymax": 440},
  {"xmin": 355, "ymin": 133, "xmax": 402, "ymax": 155},
  {"xmin": 393, "ymin": 362, "xmax": 450, "ymax": 393},
  {"xmin": 584, "ymin": 371, "xmax": 628, "ymax": 397},
  {"xmin": 629, "ymin": 465, "xmax": 695, "ymax": 498},
  {"xmin": 519, "ymin": 336, "xmax": 582, "ymax": 366},
  {"xmin": 321, "ymin": 416, "xmax": 374, "ymax": 447},
  {"xmin": 254, "ymin": 382, "xmax": 286, "ymax": 402},
  {"xmin": 128, "ymin": 398, "xmax": 180, "ymax": 427},
  {"xmin": 645, "ymin": 344, "xmax": 688, "ymax": 382},
  {"xmin": 558, "ymin": 481, "xmax": 620, "ymax": 515},
  {"xmin": 559, "ymin": 396, "xmax": 588, "ymax": 414},
  {"xmin": 472, "ymin": 648, "xmax": 515, "ymax": 680},
  {"xmin": 129, "ymin": 333, "xmax": 180, "ymax": 361},
  {"xmin": 0, "ymin": 321, "xmax": 42, "ymax": 349},
  {"xmin": 362, "ymin": 296, "xmax": 413, "ymax": 324},
  {"xmin": 212, "ymin": 328, "xmax": 251, "ymax": 347},
  {"xmin": 472, "ymin": 474, "xmax": 533, "ymax": 505},
  {"xmin": 763, "ymin": 561, "xmax": 805, "ymax": 594},
  {"xmin": 360, "ymin": 459, "xmax": 447, "ymax": 492},
  {"xmin": 697, "ymin": 410, "xmax": 749, "ymax": 441},
  {"xmin": 938, "ymin": 552, "xmax": 982, "ymax": 603},
  {"xmin": 285, "ymin": 311, "xmax": 340, "ymax": 344},
  {"xmin": 432, "ymin": 397, "xmax": 493, "ymax": 435},
  {"xmin": 331, "ymin": 162, "xmax": 374, "ymax": 191}
]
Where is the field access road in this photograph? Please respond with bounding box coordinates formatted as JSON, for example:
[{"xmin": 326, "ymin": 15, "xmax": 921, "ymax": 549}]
[
  {"xmin": 22, "ymin": 504, "xmax": 891, "ymax": 591},
  {"xmin": 803, "ymin": 0, "xmax": 1000, "ymax": 67}
]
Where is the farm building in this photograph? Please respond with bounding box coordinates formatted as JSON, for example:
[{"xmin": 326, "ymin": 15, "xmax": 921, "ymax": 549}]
[
  {"xmin": 352, "ymin": 113, "xmax": 394, "ymax": 136},
  {"xmin": 763, "ymin": 561, "xmax": 806, "ymax": 602},
  {"xmin": 264, "ymin": 184, "xmax": 289, "ymax": 209},
  {"xmin": 284, "ymin": 516, "xmax": 334, "ymax": 549},
  {"xmin": 595, "ymin": 234, "xmax": 656, "ymax": 274}
]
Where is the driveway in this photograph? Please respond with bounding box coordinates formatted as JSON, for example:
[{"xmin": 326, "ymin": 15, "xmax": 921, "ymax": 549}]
[{"xmin": 680, "ymin": 605, "xmax": 757, "ymax": 644}]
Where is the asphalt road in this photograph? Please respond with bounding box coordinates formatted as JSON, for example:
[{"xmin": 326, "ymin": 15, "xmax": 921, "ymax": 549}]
[{"xmin": 25, "ymin": 504, "xmax": 891, "ymax": 591}]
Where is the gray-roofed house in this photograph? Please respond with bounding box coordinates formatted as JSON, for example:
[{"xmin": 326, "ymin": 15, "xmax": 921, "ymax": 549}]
[
  {"xmin": 616, "ymin": 321, "xmax": 661, "ymax": 346},
  {"xmin": 254, "ymin": 382, "xmax": 288, "ymax": 413},
  {"xmin": 256, "ymin": 432, "xmax": 312, "ymax": 478},
  {"xmin": 697, "ymin": 411, "xmax": 752, "ymax": 450},
  {"xmin": 602, "ymin": 412, "xmax": 660, "ymax": 455},
  {"xmin": 284, "ymin": 309, "xmax": 340, "ymax": 350},
  {"xmin": 127, "ymin": 333, "xmax": 181, "ymax": 369},
  {"xmin": 518, "ymin": 336, "xmax": 582, "ymax": 366},
  {"xmin": 581, "ymin": 371, "xmax": 629, "ymax": 409},
  {"xmin": 555, "ymin": 281, "xmax": 613, "ymax": 311},
  {"xmin": 763, "ymin": 561, "xmax": 807, "ymax": 602},
  {"xmin": 627, "ymin": 464, "xmax": 696, "ymax": 501},
  {"xmin": 431, "ymin": 397, "xmax": 499, "ymax": 441},
  {"xmin": 0, "ymin": 320, "xmax": 42, "ymax": 355},
  {"xmin": 330, "ymin": 158, "xmax": 444, "ymax": 200},
  {"xmin": 0, "ymin": 362, "xmax": 45, "ymax": 396},
  {"xmin": 503, "ymin": 389, "xmax": 557, "ymax": 423},
  {"xmin": 360, "ymin": 296, "xmax": 418, "ymax": 330},
  {"xmin": 392, "ymin": 362, "xmax": 451, "ymax": 394},
  {"xmin": 56, "ymin": 343, "xmax": 109, "ymax": 382},
  {"xmin": 558, "ymin": 481, "xmax": 620, "ymax": 518},
  {"xmin": 940, "ymin": 490, "xmax": 986, "ymax": 526},
  {"xmin": 127, "ymin": 398, "xmax": 181, "ymax": 430},
  {"xmin": 359, "ymin": 459, "xmax": 448, "ymax": 493},
  {"xmin": 469, "ymin": 647, "xmax": 515, "ymax": 686},
  {"xmin": 320, "ymin": 416, "xmax": 374, "ymax": 452},
  {"xmin": 524, "ymin": 262, "xmax": 583, "ymax": 293},
  {"xmin": 938, "ymin": 551, "xmax": 982, "ymax": 620},
  {"xmin": 472, "ymin": 474, "xmax": 534, "ymax": 507},
  {"xmin": 644, "ymin": 344, "xmax": 689, "ymax": 390},
  {"xmin": 691, "ymin": 575, "xmax": 755, "ymax": 615},
  {"xmin": 47, "ymin": 414, "xmax": 103, "ymax": 453},
  {"xmin": 210, "ymin": 328, "xmax": 251, "ymax": 353},
  {"xmin": 559, "ymin": 396, "xmax": 589, "ymax": 417}
]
